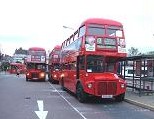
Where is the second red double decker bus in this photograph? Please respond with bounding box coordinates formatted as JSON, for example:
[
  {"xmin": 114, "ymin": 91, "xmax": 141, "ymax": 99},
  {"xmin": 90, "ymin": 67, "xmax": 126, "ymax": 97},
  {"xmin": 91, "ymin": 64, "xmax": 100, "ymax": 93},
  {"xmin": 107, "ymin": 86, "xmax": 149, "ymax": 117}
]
[
  {"xmin": 25, "ymin": 47, "xmax": 46, "ymax": 81},
  {"xmin": 60, "ymin": 18, "xmax": 127, "ymax": 102},
  {"xmin": 8, "ymin": 63, "xmax": 26, "ymax": 74},
  {"xmin": 48, "ymin": 45, "xmax": 61, "ymax": 83}
]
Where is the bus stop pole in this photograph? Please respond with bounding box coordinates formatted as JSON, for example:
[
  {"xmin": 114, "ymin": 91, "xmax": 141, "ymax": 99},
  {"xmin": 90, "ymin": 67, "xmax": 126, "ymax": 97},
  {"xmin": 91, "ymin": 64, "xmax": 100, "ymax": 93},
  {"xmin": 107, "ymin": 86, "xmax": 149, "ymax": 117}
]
[
  {"xmin": 139, "ymin": 60, "xmax": 142, "ymax": 97},
  {"xmin": 133, "ymin": 61, "xmax": 135, "ymax": 91},
  {"xmin": 124, "ymin": 61, "xmax": 126, "ymax": 80}
]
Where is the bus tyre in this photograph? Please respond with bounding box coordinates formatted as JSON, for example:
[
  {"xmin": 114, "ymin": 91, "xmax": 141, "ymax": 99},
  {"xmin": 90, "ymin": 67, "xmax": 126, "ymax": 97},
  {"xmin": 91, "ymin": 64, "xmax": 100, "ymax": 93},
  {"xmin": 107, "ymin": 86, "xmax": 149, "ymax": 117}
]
[
  {"xmin": 60, "ymin": 79, "xmax": 65, "ymax": 91},
  {"xmin": 26, "ymin": 77, "xmax": 29, "ymax": 82},
  {"xmin": 51, "ymin": 78, "xmax": 56, "ymax": 84},
  {"xmin": 76, "ymin": 83, "xmax": 87, "ymax": 103},
  {"xmin": 43, "ymin": 78, "xmax": 46, "ymax": 82},
  {"xmin": 49, "ymin": 75, "xmax": 56, "ymax": 84},
  {"xmin": 115, "ymin": 93, "xmax": 125, "ymax": 102}
]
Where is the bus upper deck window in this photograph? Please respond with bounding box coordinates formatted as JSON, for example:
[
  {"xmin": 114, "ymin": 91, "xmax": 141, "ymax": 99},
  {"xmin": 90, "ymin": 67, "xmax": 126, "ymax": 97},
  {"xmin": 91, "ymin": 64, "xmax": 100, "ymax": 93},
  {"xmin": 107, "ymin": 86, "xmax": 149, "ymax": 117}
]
[
  {"xmin": 79, "ymin": 26, "xmax": 86, "ymax": 37},
  {"xmin": 107, "ymin": 26, "xmax": 123, "ymax": 37},
  {"xmin": 87, "ymin": 24, "xmax": 105, "ymax": 36}
]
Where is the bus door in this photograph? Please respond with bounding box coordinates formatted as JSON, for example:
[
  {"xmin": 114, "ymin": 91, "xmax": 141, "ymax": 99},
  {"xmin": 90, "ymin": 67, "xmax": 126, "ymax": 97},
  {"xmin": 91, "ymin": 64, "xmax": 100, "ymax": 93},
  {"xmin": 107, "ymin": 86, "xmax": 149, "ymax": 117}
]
[
  {"xmin": 68, "ymin": 61, "xmax": 77, "ymax": 92},
  {"xmin": 76, "ymin": 56, "xmax": 86, "ymax": 86},
  {"xmin": 62, "ymin": 63, "xmax": 71, "ymax": 90},
  {"xmin": 86, "ymin": 55, "xmax": 104, "ymax": 79}
]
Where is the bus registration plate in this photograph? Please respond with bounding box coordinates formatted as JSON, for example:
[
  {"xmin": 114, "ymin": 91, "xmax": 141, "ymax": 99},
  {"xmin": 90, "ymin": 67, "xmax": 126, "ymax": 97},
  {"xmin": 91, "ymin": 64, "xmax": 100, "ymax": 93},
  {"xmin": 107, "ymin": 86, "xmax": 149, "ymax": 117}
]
[
  {"xmin": 32, "ymin": 78, "xmax": 38, "ymax": 80},
  {"xmin": 102, "ymin": 95, "xmax": 113, "ymax": 98}
]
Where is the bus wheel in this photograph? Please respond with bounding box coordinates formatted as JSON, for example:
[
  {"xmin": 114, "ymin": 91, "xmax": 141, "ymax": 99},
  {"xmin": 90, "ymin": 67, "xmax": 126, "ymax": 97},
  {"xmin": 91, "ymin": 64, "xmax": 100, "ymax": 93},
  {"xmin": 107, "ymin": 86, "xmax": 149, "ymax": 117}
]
[
  {"xmin": 60, "ymin": 79, "xmax": 65, "ymax": 91},
  {"xmin": 115, "ymin": 93, "xmax": 125, "ymax": 102},
  {"xmin": 76, "ymin": 83, "xmax": 87, "ymax": 103},
  {"xmin": 26, "ymin": 77, "xmax": 29, "ymax": 82},
  {"xmin": 49, "ymin": 76, "xmax": 56, "ymax": 84},
  {"xmin": 51, "ymin": 79, "xmax": 56, "ymax": 84},
  {"xmin": 43, "ymin": 78, "xmax": 46, "ymax": 82}
]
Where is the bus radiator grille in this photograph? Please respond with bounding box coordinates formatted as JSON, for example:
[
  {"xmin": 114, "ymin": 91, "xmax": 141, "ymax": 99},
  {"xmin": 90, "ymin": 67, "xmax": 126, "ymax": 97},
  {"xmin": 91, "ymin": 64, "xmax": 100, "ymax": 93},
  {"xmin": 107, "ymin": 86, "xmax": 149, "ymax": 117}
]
[
  {"xmin": 96, "ymin": 82, "xmax": 117, "ymax": 95},
  {"xmin": 32, "ymin": 73, "xmax": 39, "ymax": 78}
]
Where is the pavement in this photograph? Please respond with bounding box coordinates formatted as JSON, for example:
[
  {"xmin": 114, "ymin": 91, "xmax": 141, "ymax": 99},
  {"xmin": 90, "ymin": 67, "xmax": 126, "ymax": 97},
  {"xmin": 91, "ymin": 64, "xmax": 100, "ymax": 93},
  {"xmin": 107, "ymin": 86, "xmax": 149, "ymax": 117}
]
[{"xmin": 125, "ymin": 87, "xmax": 154, "ymax": 111}]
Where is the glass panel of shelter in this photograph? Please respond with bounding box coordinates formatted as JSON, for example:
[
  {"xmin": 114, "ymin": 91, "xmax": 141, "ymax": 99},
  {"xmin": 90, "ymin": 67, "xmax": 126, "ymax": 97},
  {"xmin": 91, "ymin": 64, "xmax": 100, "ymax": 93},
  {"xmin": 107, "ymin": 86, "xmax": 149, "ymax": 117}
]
[{"xmin": 117, "ymin": 56, "xmax": 154, "ymax": 96}]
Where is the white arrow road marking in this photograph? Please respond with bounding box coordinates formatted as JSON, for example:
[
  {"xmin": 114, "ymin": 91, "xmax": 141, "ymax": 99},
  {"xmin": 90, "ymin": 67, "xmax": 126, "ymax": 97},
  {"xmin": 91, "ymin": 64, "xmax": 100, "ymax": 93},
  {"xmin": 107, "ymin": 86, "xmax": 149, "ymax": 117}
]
[{"xmin": 35, "ymin": 100, "xmax": 48, "ymax": 119}]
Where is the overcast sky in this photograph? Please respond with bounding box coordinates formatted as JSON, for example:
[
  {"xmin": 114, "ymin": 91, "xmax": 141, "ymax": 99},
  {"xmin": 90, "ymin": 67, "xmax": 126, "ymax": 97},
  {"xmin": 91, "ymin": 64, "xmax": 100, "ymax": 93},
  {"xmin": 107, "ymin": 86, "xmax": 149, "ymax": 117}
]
[{"xmin": 0, "ymin": 0, "xmax": 154, "ymax": 56}]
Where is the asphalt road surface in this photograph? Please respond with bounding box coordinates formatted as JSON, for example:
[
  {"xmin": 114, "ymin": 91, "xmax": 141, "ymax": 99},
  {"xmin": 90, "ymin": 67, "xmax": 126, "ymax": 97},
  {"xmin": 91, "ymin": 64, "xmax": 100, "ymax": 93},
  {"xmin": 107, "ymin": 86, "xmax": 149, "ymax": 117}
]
[{"xmin": 0, "ymin": 72, "xmax": 154, "ymax": 119}]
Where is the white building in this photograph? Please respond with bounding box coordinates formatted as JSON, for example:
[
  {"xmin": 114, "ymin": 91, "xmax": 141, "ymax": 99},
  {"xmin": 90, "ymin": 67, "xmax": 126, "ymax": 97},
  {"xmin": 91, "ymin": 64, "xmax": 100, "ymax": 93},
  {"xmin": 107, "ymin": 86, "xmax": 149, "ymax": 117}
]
[{"xmin": 12, "ymin": 54, "xmax": 27, "ymax": 64}]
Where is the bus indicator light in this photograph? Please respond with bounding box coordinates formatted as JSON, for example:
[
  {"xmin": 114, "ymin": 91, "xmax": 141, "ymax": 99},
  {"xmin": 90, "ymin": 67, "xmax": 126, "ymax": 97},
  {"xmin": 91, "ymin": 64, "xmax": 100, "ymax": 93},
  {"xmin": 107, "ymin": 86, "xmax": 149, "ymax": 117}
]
[{"xmin": 40, "ymin": 73, "xmax": 45, "ymax": 78}]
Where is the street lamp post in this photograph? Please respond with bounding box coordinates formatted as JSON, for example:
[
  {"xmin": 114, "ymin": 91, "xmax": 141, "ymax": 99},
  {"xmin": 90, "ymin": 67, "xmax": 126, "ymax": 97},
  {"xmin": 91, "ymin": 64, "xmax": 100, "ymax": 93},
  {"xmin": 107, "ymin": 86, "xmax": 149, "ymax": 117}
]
[
  {"xmin": 63, "ymin": 26, "xmax": 74, "ymax": 30},
  {"xmin": 62, "ymin": 25, "xmax": 74, "ymax": 40}
]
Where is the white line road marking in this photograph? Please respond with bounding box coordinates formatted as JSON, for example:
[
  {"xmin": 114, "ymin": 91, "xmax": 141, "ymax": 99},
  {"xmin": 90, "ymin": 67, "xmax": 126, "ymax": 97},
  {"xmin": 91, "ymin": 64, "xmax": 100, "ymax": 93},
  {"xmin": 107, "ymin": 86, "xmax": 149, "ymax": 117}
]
[
  {"xmin": 48, "ymin": 82, "xmax": 87, "ymax": 119},
  {"xmin": 37, "ymin": 100, "xmax": 44, "ymax": 111},
  {"xmin": 35, "ymin": 100, "xmax": 48, "ymax": 119}
]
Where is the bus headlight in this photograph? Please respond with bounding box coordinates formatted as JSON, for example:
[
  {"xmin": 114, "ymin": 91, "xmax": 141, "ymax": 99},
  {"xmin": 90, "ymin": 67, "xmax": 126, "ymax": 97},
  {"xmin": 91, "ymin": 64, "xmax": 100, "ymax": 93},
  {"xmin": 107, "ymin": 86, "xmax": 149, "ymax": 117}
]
[
  {"xmin": 121, "ymin": 83, "xmax": 125, "ymax": 88},
  {"xmin": 87, "ymin": 83, "xmax": 93, "ymax": 89},
  {"xmin": 61, "ymin": 73, "xmax": 65, "ymax": 78},
  {"xmin": 54, "ymin": 75, "xmax": 57, "ymax": 78},
  {"xmin": 40, "ymin": 73, "xmax": 45, "ymax": 78},
  {"xmin": 26, "ymin": 73, "xmax": 30, "ymax": 76}
]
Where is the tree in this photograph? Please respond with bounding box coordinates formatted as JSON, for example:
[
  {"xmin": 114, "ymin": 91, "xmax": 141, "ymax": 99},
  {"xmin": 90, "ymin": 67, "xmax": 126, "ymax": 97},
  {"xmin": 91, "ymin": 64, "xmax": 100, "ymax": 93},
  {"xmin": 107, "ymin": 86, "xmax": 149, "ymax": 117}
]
[
  {"xmin": 147, "ymin": 51, "xmax": 154, "ymax": 55},
  {"xmin": 128, "ymin": 47, "xmax": 141, "ymax": 56},
  {"xmin": 14, "ymin": 47, "xmax": 27, "ymax": 55},
  {"xmin": 1, "ymin": 62, "xmax": 10, "ymax": 71},
  {"xmin": 0, "ymin": 53, "xmax": 3, "ymax": 61}
]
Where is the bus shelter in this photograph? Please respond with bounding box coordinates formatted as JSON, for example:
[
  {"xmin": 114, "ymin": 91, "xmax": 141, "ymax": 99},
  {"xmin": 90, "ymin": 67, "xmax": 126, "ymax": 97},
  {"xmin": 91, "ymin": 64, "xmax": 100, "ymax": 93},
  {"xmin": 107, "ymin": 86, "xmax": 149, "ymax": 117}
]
[{"xmin": 118, "ymin": 55, "xmax": 154, "ymax": 96}]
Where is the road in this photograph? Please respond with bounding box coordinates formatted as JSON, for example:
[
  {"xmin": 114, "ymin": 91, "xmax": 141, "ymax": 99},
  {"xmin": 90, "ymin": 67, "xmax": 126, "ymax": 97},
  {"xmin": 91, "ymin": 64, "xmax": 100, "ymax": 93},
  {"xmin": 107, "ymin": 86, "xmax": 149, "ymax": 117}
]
[{"xmin": 0, "ymin": 72, "xmax": 154, "ymax": 119}]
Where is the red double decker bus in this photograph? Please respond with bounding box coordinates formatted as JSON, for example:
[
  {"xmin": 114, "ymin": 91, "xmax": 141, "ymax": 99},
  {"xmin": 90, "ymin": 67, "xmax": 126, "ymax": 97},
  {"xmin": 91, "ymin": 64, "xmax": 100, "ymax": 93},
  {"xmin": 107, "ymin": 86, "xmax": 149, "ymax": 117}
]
[
  {"xmin": 60, "ymin": 18, "xmax": 127, "ymax": 102},
  {"xmin": 25, "ymin": 47, "xmax": 46, "ymax": 81},
  {"xmin": 8, "ymin": 63, "xmax": 26, "ymax": 74},
  {"xmin": 48, "ymin": 45, "xmax": 61, "ymax": 83}
]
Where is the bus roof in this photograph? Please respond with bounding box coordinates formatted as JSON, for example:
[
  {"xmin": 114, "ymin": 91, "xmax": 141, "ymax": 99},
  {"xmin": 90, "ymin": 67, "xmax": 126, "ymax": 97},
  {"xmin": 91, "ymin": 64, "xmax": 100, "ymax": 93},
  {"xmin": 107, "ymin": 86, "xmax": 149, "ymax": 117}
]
[
  {"xmin": 28, "ymin": 47, "xmax": 46, "ymax": 51},
  {"xmin": 49, "ymin": 45, "xmax": 61, "ymax": 56},
  {"xmin": 10, "ymin": 63, "xmax": 25, "ymax": 66},
  {"xmin": 81, "ymin": 18, "xmax": 123, "ymax": 26},
  {"xmin": 54, "ymin": 45, "xmax": 61, "ymax": 49}
]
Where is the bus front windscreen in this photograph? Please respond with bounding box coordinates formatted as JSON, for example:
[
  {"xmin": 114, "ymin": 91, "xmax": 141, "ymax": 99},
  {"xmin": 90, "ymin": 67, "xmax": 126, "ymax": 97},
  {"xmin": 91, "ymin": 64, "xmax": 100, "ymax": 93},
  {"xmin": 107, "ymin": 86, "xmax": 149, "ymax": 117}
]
[
  {"xmin": 106, "ymin": 26, "xmax": 123, "ymax": 37},
  {"xmin": 87, "ymin": 24, "xmax": 105, "ymax": 36},
  {"xmin": 86, "ymin": 55, "xmax": 104, "ymax": 73},
  {"xmin": 87, "ymin": 24, "xmax": 123, "ymax": 37},
  {"xmin": 53, "ymin": 64, "xmax": 60, "ymax": 70},
  {"xmin": 27, "ymin": 63, "xmax": 46, "ymax": 71}
]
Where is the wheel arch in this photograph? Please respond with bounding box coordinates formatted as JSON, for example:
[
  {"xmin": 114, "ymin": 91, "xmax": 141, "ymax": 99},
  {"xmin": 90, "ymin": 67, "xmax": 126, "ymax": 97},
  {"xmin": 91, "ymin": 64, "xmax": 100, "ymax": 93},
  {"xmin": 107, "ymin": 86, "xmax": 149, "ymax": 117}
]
[{"xmin": 76, "ymin": 79, "xmax": 83, "ymax": 93}]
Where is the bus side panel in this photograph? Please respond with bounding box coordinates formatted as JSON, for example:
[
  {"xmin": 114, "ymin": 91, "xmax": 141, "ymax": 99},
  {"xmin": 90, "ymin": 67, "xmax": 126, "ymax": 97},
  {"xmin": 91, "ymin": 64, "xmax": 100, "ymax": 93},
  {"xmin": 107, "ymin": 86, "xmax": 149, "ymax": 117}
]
[
  {"xmin": 69, "ymin": 70, "xmax": 76, "ymax": 92},
  {"xmin": 62, "ymin": 70, "xmax": 71, "ymax": 90}
]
